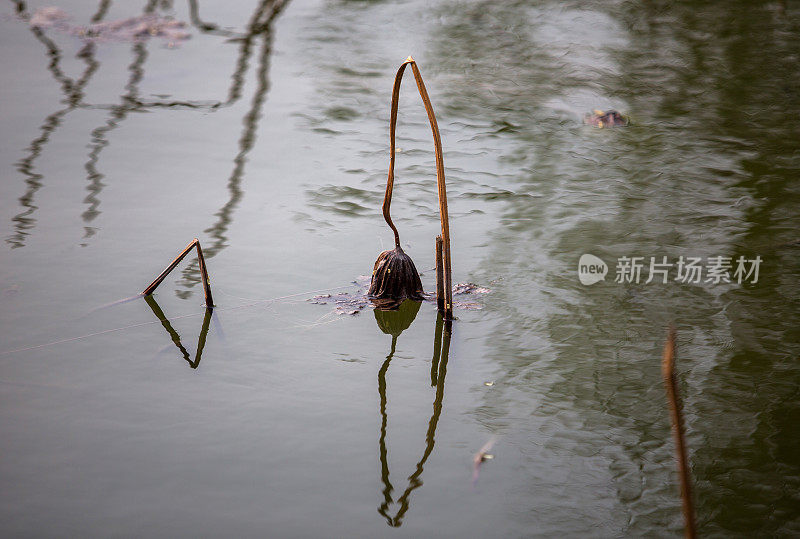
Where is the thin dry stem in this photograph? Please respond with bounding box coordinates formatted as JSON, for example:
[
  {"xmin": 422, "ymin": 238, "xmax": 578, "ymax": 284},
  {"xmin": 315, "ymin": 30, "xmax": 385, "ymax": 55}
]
[
  {"xmin": 142, "ymin": 238, "xmax": 214, "ymax": 307},
  {"xmin": 381, "ymin": 56, "xmax": 453, "ymax": 318},
  {"xmin": 662, "ymin": 326, "xmax": 696, "ymax": 538},
  {"xmin": 435, "ymin": 235, "xmax": 444, "ymax": 311}
]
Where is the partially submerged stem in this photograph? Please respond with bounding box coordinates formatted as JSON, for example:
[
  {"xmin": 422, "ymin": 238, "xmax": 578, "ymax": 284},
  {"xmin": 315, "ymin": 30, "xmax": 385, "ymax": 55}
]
[
  {"xmin": 435, "ymin": 235, "xmax": 444, "ymax": 312},
  {"xmin": 381, "ymin": 56, "xmax": 453, "ymax": 318},
  {"xmin": 662, "ymin": 327, "xmax": 696, "ymax": 538},
  {"xmin": 142, "ymin": 238, "xmax": 214, "ymax": 307},
  {"xmin": 195, "ymin": 240, "xmax": 214, "ymax": 307}
]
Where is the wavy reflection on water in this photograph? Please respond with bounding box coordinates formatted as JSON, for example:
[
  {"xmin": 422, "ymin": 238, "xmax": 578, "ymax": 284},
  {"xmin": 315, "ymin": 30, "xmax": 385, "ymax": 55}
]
[
  {"xmin": 179, "ymin": 0, "xmax": 288, "ymax": 294},
  {"xmin": 8, "ymin": 0, "xmax": 169, "ymax": 247},
  {"xmin": 425, "ymin": 0, "xmax": 800, "ymax": 535},
  {"xmin": 82, "ymin": 33, "xmax": 151, "ymax": 244},
  {"xmin": 7, "ymin": 0, "xmax": 288, "ymax": 265},
  {"xmin": 375, "ymin": 302, "xmax": 451, "ymax": 527},
  {"xmin": 7, "ymin": 1, "xmax": 104, "ymax": 248}
]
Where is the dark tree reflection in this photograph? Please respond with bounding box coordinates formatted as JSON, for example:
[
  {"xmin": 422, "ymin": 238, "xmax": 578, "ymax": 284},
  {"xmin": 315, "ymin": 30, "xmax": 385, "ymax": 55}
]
[
  {"xmin": 7, "ymin": 0, "xmax": 289, "ymax": 275},
  {"xmin": 7, "ymin": 1, "xmax": 104, "ymax": 248},
  {"xmin": 178, "ymin": 0, "xmax": 288, "ymax": 294}
]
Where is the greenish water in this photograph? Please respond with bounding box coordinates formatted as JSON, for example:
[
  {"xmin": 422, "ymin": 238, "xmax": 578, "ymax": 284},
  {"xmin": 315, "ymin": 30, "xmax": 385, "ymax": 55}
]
[{"xmin": 1, "ymin": 0, "xmax": 799, "ymax": 536}]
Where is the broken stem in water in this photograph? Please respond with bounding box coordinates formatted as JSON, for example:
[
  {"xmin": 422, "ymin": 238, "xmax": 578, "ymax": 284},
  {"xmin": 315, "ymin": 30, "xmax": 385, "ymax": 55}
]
[
  {"xmin": 662, "ymin": 327, "xmax": 696, "ymax": 538},
  {"xmin": 435, "ymin": 235, "xmax": 444, "ymax": 312},
  {"xmin": 381, "ymin": 56, "xmax": 453, "ymax": 319},
  {"xmin": 142, "ymin": 238, "xmax": 214, "ymax": 307}
]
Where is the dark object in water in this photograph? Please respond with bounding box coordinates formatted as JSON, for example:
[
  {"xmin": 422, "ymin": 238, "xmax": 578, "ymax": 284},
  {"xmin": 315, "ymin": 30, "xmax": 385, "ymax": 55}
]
[
  {"xmin": 472, "ymin": 437, "xmax": 497, "ymax": 487},
  {"xmin": 144, "ymin": 295, "xmax": 212, "ymax": 369},
  {"xmin": 373, "ymin": 298, "xmax": 422, "ymax": 337},
  {"xmin": 584, "ymin": 109, "xmax": 629, "ymax": 128},
  {"xmin": 368, "ymin": 247, "xmax": 425, "ymax": 309},
  {"xmin": 368, "ymin": 57, "xmax": 453, "ymax": 316}
]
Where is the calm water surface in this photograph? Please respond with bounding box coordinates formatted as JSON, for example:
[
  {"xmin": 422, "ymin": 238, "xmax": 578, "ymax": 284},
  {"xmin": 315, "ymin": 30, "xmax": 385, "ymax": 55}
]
[{"xmin": 1, "ymin": 0, "xmax": 799, "ymax": 536}]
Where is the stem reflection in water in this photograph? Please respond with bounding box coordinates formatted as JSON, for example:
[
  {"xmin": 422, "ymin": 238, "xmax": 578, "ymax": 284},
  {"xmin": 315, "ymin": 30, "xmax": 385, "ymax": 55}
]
[
  {"xmin": 144, "ymin": 294, "xmax": 212, "ymax": 369},
  {"xmin": 375, "ymin": 301, "xmax": 452, "ymax": 527}
]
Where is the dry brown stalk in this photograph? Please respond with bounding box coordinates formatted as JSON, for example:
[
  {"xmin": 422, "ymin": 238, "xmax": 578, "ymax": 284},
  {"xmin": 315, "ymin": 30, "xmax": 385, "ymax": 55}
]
[
  {"xmin": 435, "ymin": 235, "xmax": 444, "ymax": 311},
  {"xmin": 142, "ymin": 238, "xmax": 214, "ymax": 307},
  {"xmin": 380, "ymin": 56, "xmax": 453, "ymax": 318},
  {"xmin": 662, "ymin": 327, "xmax": 696, "ymax": 538}
]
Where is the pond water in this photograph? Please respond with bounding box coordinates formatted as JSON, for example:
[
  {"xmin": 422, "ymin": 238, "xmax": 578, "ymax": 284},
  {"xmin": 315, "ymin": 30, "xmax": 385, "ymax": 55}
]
[{"xmin": 1, "ymin": 0, "xmax": 799, "ymax": 536}]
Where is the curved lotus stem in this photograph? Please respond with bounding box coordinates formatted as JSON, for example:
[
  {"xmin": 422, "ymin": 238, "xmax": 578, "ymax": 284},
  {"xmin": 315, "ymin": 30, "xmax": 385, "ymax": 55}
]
[{"xmin": 381, "ymin": 56, "xmax": 453, "ymax": 316}]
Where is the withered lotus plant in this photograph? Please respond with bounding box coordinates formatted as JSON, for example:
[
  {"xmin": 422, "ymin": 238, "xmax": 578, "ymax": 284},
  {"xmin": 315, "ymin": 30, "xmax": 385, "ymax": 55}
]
[
  {"xmin": 143, "ymin": 238, "xmax": 214, "ymax": 307},
  {"xmin": 368, "ymin": 57, "xmax": 453, "ymax": 317}
]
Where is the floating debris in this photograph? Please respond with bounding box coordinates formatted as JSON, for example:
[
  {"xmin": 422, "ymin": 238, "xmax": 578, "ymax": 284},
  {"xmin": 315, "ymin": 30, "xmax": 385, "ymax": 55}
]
[
  {"xmin": 583, "ymin": 109, "xmax": 629, "ymax": 128},
  {"xmin": 27, "ymin": 7, "xmax": 191, "ymax": 45},
  {"xmin": 452, "ymin": 282, "xmax": 490, "ymax": 311},
  {"xmin": 454, "ymin": 301, "xmax": 482, "ymax": 310},
  {"xmin": 472, "ymin": 437, "xmax": 497, "ymax": 486},
  {"xmin": 28, "ymin": 6, "xmax": 69, "ymax": 28},
  {"xmin": 308, "ymin": 276, "xmax": 372, "ymax": 314},
  {"xmin": 309, "ymin": 277, "xmax": 489, "ymax": 316},
  {"xmin": 453, "ymin": 282, "xmax": 491, "ymax": 295},
  {"xmin": 484, "ymin": 381, "xmax": 494, "ymax": 387}
]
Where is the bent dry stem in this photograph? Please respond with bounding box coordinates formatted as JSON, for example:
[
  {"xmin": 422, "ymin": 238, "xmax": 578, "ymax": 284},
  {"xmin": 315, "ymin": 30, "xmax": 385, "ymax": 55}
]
[
  {"xmin": 662, "ymin": 327, "xmax": 696, "ymax": 538},
  {"xmin": 142, "ymin": 238, "xmax": 214, "ymax": 307},
  {"xmin": 375, "ymin": 56, "xmax": 453, "ymax": 318}
]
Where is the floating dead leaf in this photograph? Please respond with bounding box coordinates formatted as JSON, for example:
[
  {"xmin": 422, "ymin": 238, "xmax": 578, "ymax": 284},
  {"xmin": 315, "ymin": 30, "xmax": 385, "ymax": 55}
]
[
  {"xmin": 453, "ymin": 282, "xmax": 491, "ymax": 295},
  {"xmin": 583, "ymin": 109, "xmax": 629, "ymax": 128}
]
